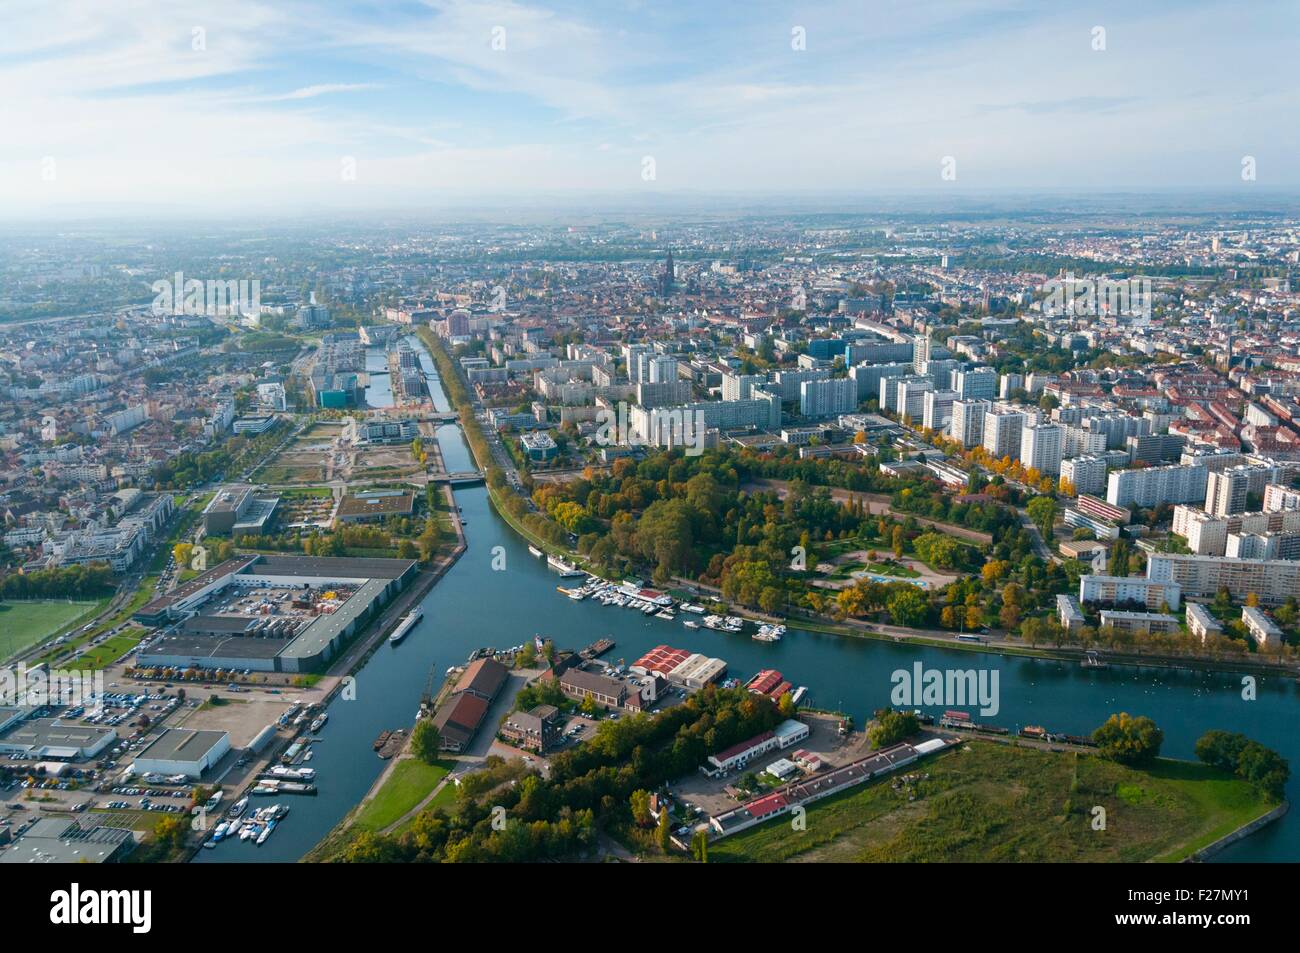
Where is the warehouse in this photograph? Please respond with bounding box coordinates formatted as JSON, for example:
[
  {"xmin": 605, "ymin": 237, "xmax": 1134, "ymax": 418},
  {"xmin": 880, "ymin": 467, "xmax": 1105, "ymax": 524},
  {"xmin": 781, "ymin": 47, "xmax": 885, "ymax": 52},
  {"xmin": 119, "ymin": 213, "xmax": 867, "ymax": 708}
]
[
  {"xmin": 0, "ymin": 717, "xmax": 117, "ymax": 760},
  {"xmin": 335, "ymin": 489, "xmax": 416, "ymax": 523},
  {"xmin": 132, "ymin": 728, "xmax": 231, "ymax": 779},
  {"xmin": 134, "ymin": 554, "xmax": 419, "ymax": 673}
]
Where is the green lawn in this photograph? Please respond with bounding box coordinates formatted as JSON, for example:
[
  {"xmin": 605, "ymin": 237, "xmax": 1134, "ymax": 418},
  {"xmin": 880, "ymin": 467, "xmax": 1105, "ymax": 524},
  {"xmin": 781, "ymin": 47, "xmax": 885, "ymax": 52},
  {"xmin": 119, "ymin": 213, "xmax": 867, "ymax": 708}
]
[
  {"xmin": 709, "ymin": 741, "xmax": 1274, "ymax": 864},
  {"xmin": 352, "ymin": 759, "xmax": 451, "ymax": 832},
  {"xmin": 68, "ymin": 629, "xmax": 146, "ymax": 671},
  {"xmin": 0, "ymin": 600, "xmax": 101, "ymax": 661},
  {"xmin": 864, "ymin": 560, "xmax": 921, "ymax": 578},
  {"xmin": 37, "ymin": 580, "xmax": 158, "ymax": 668}
]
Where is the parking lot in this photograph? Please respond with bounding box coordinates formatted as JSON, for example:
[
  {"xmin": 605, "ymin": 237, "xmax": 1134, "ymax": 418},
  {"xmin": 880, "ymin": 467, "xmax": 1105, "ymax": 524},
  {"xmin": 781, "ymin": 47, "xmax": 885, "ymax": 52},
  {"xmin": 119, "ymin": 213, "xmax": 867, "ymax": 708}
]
[{"xmin": 664, "ymin": 712, "xmax": 868, "ymax": 818}]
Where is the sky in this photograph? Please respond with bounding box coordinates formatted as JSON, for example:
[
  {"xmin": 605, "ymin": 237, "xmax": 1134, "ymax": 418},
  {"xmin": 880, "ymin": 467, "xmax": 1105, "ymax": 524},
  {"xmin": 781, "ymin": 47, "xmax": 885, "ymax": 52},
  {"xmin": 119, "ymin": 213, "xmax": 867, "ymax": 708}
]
[{"xmin": 1, "ymin": 0, "xmax": 1298, "ymax": 215}]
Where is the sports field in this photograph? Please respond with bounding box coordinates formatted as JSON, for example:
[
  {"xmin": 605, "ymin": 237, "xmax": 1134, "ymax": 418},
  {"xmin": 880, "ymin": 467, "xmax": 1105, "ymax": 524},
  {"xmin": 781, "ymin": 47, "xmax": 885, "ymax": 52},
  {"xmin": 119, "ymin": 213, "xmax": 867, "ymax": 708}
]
[{"xmin": 0, "ymin": 599, "xmax": 100, "ymax": 661}]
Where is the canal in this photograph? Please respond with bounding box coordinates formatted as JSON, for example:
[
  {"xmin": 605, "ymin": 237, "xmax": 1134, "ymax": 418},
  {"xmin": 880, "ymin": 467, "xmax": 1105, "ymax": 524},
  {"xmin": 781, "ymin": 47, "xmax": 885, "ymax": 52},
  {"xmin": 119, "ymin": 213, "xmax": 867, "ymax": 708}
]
[{"xmin": 198, "ymin": 344, "xmax": 1300, "ymax": 864}]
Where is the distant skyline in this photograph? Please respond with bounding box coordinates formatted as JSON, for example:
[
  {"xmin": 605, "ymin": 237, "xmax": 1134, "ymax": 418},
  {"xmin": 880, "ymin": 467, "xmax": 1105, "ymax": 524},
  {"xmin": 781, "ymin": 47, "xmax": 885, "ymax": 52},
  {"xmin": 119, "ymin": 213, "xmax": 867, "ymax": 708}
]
[{"xmin": 3, "ymin": 0, "xmax": 1299, "ymax": 215}]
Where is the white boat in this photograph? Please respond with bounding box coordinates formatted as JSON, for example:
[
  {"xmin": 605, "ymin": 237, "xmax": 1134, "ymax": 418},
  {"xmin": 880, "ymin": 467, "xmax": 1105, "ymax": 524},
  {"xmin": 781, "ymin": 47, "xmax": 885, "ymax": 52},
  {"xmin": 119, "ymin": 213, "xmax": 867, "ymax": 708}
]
[
  {"xmin": 389, "ymin": 609, "xmax": 422, "ymax": 644},
  {"xmin": 679, "ymin": 603, "xmax": 706, "ymax": 614},
  {"xmin": 528, "ymin": 545, "xmax": 544, "ymax": 558},
  {"xmin": 754, "ymin": 622, "xmax": 786, "ymax": 643},
  {"xmin": 257, "ymin": 822, "xmax": 273, "ymax": 845},
  {"xmin": 227, "ymin": 797, "xmax": 248, "ymax": 818},
  {"xmin": 547, "ymin": 554, "xmax": 584, "ymax": 577},
  {"xmin": 309, "ymin": 713, "xmax": 328, "ymax": 733},
  {"xmin": 790, "ymin": 686, "xmax": 808, "ymax": 706},
  {"xmin": 683, "ymin": 620, "xmax": 700, "ymax": 629}
]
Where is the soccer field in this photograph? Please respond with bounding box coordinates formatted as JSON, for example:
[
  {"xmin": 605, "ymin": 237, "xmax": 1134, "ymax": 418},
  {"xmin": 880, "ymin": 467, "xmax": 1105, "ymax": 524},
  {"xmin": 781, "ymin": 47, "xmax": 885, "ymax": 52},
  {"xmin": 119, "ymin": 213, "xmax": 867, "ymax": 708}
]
[{"xmin": 0, "ymin": 600, "xmax": 100, "ymax": 661}]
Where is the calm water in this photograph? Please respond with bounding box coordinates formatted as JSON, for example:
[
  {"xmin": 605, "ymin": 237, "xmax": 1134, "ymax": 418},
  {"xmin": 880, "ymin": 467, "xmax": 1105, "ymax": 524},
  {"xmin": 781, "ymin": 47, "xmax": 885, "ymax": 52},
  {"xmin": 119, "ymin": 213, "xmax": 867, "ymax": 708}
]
[
  {"xmin": 197, "ymin": 348, "xmax": 1299, "ymax": 864},
  {"xmin": 363, "ymin": 344, "xmax": 392, "ymax": 408}
]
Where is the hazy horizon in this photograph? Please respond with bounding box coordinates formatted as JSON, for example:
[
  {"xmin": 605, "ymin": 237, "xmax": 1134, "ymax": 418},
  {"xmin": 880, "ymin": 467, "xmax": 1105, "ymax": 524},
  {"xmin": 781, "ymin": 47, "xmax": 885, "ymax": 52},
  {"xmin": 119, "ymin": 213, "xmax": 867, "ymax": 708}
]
[{"xmin": 4, "ymin": 0, "xmax": 1298, "ymax": 216}]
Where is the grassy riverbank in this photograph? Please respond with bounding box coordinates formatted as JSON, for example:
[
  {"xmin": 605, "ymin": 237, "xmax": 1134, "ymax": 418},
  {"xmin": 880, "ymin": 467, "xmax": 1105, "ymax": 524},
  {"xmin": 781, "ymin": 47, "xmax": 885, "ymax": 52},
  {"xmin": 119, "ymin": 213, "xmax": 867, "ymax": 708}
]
[{"xmin": 708, "ymin": 740, "xmax": 1277, "ymax": 863}]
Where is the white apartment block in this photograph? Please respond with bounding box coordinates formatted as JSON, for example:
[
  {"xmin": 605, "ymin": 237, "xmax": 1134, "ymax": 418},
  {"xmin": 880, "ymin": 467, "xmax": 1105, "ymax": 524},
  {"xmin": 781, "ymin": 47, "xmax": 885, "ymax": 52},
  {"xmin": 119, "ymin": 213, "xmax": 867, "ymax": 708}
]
[
  {"xmin": 1020, "ymin": 423, "xmax": 1064, "ymax": 477},
  {"xmin": 951, "ymin": 398, "xmax": 990, "ymax": 449},
  {"xmin": 1060, "ymin": 455, "xmax": 1108, "ymax": 496},
  {"xmin": 1173, "ymin": 505, "xmax": 1300, "ymax": 556},
  {"xmin": 1206, "ymin": 464, "xmax": 1288, "ymax": 516},
  {"xmin": 1264, "ymin": 484, "xmax": 1300, "ymax": 512},
  {"xmin": 1079, "ymin": 574, "xmax": 1181, "ymax": 611},
  {"xmin": 1062, "ymin": 424, "xmax": 1108, "ymax": 458},
  {"xmin": 982, "ymin": 408, "xmax": 1025, "ymax": 460},
  {"xmin": 953, "ymin": 367, "xmax": 997, "ymax": 401},
  {"xmin": 800, "ymin": 377, "xmax": 857, "ymax": 418},
  {"xmin": 1146, "ymin": 552, "xmax": 1300, "ymax": 606},
  {"xmin": 722, "ymin": 371, "xmax": 769, "ymax": 402},
  {"xmin": 1106, "ymin": 463, "xmax": 1207, "ymax": 509},
  {"xmin": 922, "ymin": 389, "xmax": 957, "ymax": 432}
]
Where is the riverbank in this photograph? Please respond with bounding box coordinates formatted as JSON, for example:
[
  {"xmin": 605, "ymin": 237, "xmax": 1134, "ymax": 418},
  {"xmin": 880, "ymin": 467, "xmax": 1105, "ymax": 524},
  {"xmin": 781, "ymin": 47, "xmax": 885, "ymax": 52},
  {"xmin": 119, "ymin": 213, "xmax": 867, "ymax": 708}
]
[
  {"xmin": 708, "ymin": 740, "xmax": 1280, "ymax": 863},
  {"xmin": 421, "ymin": 332, "xmax": 1298, "ymax": 682}
]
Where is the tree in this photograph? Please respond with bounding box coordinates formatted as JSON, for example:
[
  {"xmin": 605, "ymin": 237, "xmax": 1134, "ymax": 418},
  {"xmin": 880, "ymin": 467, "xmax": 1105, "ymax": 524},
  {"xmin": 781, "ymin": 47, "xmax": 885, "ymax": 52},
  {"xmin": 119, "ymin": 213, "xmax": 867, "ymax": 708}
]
[
  {"xmin": 1092, "ymin": 712, "xmax": 1163, "ymax": 765},
  {"xmin": 690, "ymin": 829, "xmax": 709, "ymax": 862},
  {"xmin": 777, "ymin": 690, "xmax": 796, "ymax": 718},
  {"xmin": 868, "ymin": 708, "xmax": 919, "ymax": 748},
  {"xmin": 1196, "ymin": 730, "xmax": 1290, "ymax": 800},
  {"xmin": 411, "ymin": 719, "xmax": 441, "ymax": 764},
  {"xmin": 656, "ymin": 806, "xmax": 672, "ymax": 852},
  {"xmin": 629, "ymin": 789, "xmax": 653, "ymax": 828},
  {"xmin": 1026, "ymin": 495, "xmax": 1057, "ymax": 538},
  {"xmin": 153, "ymin": 815, "xmax": 188, "ymax": 853},
  {"xmin": 887, "ymin": 586, "xmax": 929, "ymax": 628}
]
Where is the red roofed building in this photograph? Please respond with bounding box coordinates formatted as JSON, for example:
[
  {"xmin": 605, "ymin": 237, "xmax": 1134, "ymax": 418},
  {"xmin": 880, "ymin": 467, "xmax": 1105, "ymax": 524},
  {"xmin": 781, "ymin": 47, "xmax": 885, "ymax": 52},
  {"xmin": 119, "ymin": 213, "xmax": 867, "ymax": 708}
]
[
  {"xmin": 431, "ymin": 692, "xmax": 490, "ymax": 752},
  {"xmin": 744, "ymin": 669, "xmax": 785, "ymax": 696},
  {"xmin": 745, "ymin": 792, "xmax": 789, "ymax": 821},
  {"xmin": 630, "ymin": 644, "xmax": 691, "ymax": 678},
  {"xmin": 707, "ymin": 730, "xmax": 776, "ymax": 774}
]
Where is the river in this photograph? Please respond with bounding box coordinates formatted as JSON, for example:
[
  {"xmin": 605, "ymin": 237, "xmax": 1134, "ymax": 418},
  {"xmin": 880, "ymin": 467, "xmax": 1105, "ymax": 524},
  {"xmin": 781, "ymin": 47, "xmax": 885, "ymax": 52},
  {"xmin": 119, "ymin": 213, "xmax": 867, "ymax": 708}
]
[
  {"xmin": 197, "ymin": 341, "xmax": 1299, "ymax": 864},
  {"xmin": 362, "ymin": 343, "xmax": 393, "ymax": 408}
]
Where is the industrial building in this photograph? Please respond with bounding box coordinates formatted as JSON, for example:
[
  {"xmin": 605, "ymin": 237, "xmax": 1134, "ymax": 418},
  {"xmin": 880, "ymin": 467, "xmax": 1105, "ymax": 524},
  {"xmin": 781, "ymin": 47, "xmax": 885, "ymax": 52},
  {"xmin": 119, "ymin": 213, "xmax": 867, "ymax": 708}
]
[
  {"xmin": 203, "ymin": 485, "xmax": 280, "ymax": 536},
  {"xmin": 335, "ymin": 489, "xmax": 416, "ymax": 523},
  {"xmin": 0, "ymin": 818, "xmax": 135, "ymax": 864},
  {"xmin": 0, "ymin": 716, "xmax": 117, "ymax": 760},
  {"xmin": 133, "ymin": 554, "xmax": 419, "ymax": 673},
  {"xmin": 132, "ymin": 728, "xmax": 231, "ymax": 779}
]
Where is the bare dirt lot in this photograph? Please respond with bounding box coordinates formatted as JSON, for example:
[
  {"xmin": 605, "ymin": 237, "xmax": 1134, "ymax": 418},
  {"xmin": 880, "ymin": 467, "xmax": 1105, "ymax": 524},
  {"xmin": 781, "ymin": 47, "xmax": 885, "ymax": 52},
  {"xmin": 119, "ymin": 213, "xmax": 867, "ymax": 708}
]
[{"xmin": 167, "ymin": 691, "xmax": 301, "ymax": 747}]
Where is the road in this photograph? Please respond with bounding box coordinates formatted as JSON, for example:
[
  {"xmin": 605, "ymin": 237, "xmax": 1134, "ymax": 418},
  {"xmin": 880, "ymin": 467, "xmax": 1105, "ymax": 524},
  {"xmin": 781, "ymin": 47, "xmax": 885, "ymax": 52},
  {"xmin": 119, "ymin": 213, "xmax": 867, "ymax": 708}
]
[{"xmin": 1016, "ymin": 509, "xmax": 1061, "ymax": 564}]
